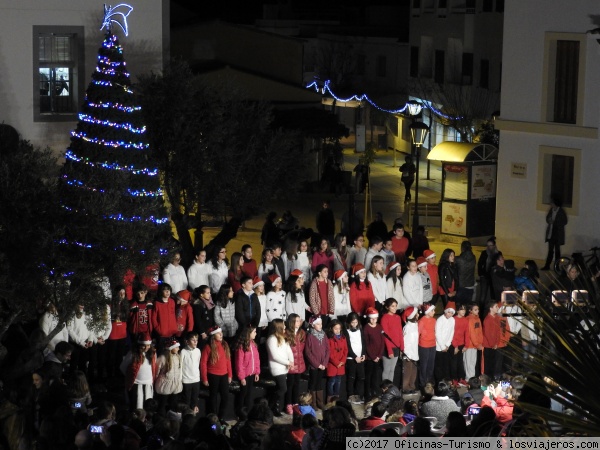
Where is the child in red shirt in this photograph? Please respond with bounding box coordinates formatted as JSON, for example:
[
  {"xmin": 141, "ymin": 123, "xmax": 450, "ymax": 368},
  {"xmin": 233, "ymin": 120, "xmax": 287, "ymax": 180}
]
[
  {"xmin": 326, "ymin": 320, "xmax": 348, "ymax": 402},
  {"xmin": 482, "ymin": 302, "xmax": 500, "ymax": 379},
  {"xmin": 200, "ymin": 326, "xmax": 232, "ymax": 419},
  {"xmin": 349, "ymin": 264, "xmax": 375, "ymax": 316},
  {"xmin": 418, "ymin": 303, "xmax": 436, "ymax": 387}
]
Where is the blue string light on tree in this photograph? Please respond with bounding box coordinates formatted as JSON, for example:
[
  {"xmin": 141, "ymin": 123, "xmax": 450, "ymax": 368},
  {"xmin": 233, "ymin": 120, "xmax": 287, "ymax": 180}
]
[{"xmin": 57, "ymin": 3, "xmax": 170, "ymax": 275}]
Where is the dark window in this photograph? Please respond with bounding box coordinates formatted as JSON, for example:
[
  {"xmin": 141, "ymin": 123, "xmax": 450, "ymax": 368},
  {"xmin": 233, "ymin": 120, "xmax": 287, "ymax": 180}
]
[
  {"xmin": 480, "ymin": 59, "xmax": 489, "ymax": 89},
  {"xmin": 356, "ymin": 55, "xmax": 366, "ymax": 76},
  {"xmin": 462, "ymin": 52, "xmax": 473, "ymax": 85},
  {"xmin": 483, "ymin": 0, "xmax": 493, "ymax": 12},
  {"xmin": 496, "ymin": 0, "xmax": 505, "ymax": 12},
  {"xmin": 410, "ymin": 46, "xmax": 419, "ymax": 78},
  {"xmin": 34, "ymin": 26, "xmax": 84, "ymax": 122},
  {"xmin": 376, "ymin": 55, "xmax": 387, "ymax": 77},
  {"xmin": 553, "ymin": 40, "xmax": 579, "ymax": 124},
  {"xmin": 434, "ymin": 50, "xmax": 444, "ymax": 84},
  {"xmin": 439, "ymin": 0, "xmax": 447, "ymax": 8},
  {"xmin": 466, "ymin": 0, "xmax": 476, "ymax": 8},
  {"xmin": 413, "ymin": 0, "xmax": 421, "ymax": 8},
  {"xmin": 550, "ymin": 155, "xmax": 574, "ymax": 207}
]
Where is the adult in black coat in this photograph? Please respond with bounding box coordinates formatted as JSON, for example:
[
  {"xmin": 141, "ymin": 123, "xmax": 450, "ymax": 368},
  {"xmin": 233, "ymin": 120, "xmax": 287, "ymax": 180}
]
[
  {"xmin": 542, "ymin": 195, "xmax": 568, "ymax": 270},
  {"xmin": 316, "ymin": 200, "xmax": 336, "ymax": 244}
]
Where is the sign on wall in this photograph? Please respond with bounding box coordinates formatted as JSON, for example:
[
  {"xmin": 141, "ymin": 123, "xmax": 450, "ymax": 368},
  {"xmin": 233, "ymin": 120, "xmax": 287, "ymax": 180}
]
[
  {"xmin": 441, "ymin": 202, "xmax": 467, "ymax": 236},
  {"xmin": 511, "ymin": 162, "xmax": 527, "ymax": 179},
  {"xmin": 471, "ymin": 165, "xmax": 496, "ymax": 199}
]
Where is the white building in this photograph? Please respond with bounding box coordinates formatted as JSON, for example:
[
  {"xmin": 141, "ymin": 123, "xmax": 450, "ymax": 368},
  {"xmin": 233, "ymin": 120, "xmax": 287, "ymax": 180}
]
[
  {"xmin": 0, "ymin": 0, "xmax": 169, "ymax": 153},
  {"xmin": 495, "ymin": 0, "xmax": 600, "ymax": 259}
]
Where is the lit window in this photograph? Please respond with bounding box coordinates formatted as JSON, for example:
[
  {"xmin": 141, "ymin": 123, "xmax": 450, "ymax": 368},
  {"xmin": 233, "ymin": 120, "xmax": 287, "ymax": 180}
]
[{"xmin": 33, "ymin": 26, "xmax": 84, "ymax": 122}]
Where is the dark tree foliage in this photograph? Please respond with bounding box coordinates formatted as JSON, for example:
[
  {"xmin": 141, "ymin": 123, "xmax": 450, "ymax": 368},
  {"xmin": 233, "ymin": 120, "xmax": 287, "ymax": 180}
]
[
  {"xmin": 137, "ymin": 60, "xmax": 311, "ymax": 263},
  {"xmin": 58, "ymin": 32, "xmax": 170, "ymax": 288}
]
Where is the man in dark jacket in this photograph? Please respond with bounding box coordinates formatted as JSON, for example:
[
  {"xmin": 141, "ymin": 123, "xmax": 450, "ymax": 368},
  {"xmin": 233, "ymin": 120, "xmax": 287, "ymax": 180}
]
[
  {"xmin": 455, "ymin": 240, "xmax": 476, "ymax": 304},
  {"xmin": 542, "ymin": 195, "xmax": 568, "ymax": 270},
  {"xmin": 380, "ymin": 379, "xmax": 403, "ymax": 406},
  {"xmin": 316, "ymin": 199, "xmax": 336, "ymax": 244},
  {"xmin": 235, "ymin": 276, "xmax": 262, "ymax": 328}
]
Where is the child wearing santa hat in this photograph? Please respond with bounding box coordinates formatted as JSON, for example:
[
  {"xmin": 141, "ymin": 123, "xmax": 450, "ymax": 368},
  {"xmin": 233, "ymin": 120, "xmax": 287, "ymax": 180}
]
[
  {"xmin": 402, "ymin": 307, "xmax": 420, "ymax": 394},
  {"xmin": 363, "ymin": 307, "xmax": 385, "ymax": 401},
  {"xmin": 418, "ymin": 303, "xmax": 437, "ymax": 388}
]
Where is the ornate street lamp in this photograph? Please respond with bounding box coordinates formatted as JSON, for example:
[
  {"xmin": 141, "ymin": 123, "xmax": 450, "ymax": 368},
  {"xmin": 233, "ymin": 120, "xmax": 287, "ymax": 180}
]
[{"xmin": 409, "ymin": 121, "xmax": 430, "ymax": 232}]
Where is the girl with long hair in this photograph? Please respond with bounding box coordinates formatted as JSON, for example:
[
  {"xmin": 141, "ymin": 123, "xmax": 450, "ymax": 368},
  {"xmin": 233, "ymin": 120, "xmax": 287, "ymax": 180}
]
[
  {"xmin": 266, "ymin": 274, "xmax": 287, "ymax": 322},
  {"xmin": 326, "ymin": 319, "xmax": 348, "ymax": 402},
  {"xmin": 363, "ymin": 307, "xmax": 384, "ymax": 401},
  {"xmin": 402, "ymin": 307, "xmax": 420, "ymax": 394},
  {"xmin": 285, "ymin": 272, "xmax": 310, "ymax": 320},
  {"xmin": 349, "ymin": 263, "xmax": 375, "ymax": 317},
  {"xmin": 332, "ymin": 234, "xmax": 348, "ymax": 272},
  {"xmin": 234, "ymin": 325, "xmax": 260, "ymax": 413},
  {"xmin": 154, "ymin": 339, "xmax": 183, "ymax": 416},
  {"xmin": 296, "ymin": 239, "xmax": 313, "ymax": 286},
  {"xmin": 258, "ymin": 248, "xmax": 279, "ymax": 281},
  {"xmin": 200, "ymin": 326, "xmax": 232, "ymax": 418},
  {"xmin": 311, "ymin": 238, "xmax": 334, "ymax": 279},
  {"xmin": 284, "ymin": 313, "xmax": 307, "ymax": 414},
  {"xmin": 209, "ymin": 247, "xmax": 229, "ymax": 294},
  {"xmin": 344, "ymin": 312, "xmax": 366, "ymax": 404},
  {"xmin": 438, "ymin": 248, "xmax": 458, "ymax": 307},
  {"xmin": 308, "ymin": 264, "xmax": 335, "ymax": 326},
  {"xmin": 367, "ymin": 255, "xmax": 388, "ymax": 309},
  {"xmin": 386, "ymin": 262, "xmax": 407, "ymax": 309},
  {"xmin": 282, "ymin": 238, "xmax": 299, "ymax": 281},
  {"xmin": 403, "ymin": 259, "xmax": 424, "ymax": 308},
  {"xmin": 120, "ymin": 333, "xmax": 157, "ymax": 410},
  {"xmin": 214, "ymin": 284, "xmax": 238, "ymax": 342},
  {"xmin": 67, "ymin": 370, "xmax": 92, "ymax": 415},
  {"xmin": 333, "ymin": 269, "xmax": 352, "ymax": 321},
  {"xmin": 381, "ymin": 298, "xmax": 404, "ymax": 383},
  {"xmin": 266, "ymin": 318, "xmax": 294, "ymax": 416},
  {"xmin": 228, "ymin": 252, "xmax": 244, "ymax": 293},
  {"xmin": 304, "ymin": 315, "xmax": 329, "ymax": 411}
]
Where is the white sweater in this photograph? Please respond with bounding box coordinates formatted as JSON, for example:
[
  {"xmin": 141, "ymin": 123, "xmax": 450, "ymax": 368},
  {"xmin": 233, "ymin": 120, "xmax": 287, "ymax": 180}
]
[
  {"xmin": 386, "ymin": 278, "xmax": 406, "ymax": 309},
  {"xmin": 266, "ymin": 335, "xmax": 294, "ymax": 376},
  {"xmin": 333, "ymin": 286, "xmax": 352, "ymax": 317},
  {"xmin": 368, "ymin": 272, "xmax": 387, "ymax": 305},
  {"xmin": 67, "ymin": 314, "xmax": 92, "ymax": 347},
  {"xmin": 180, "ymin": 346, "xmax": 201, "ymax": 383},
  {"xmin": 209, "ymin": 261, "xmax": 228, "ymax": 293},
  {"xmin": 187, "ymin": 262, "xmax": 211, "ymax": 290},
  {"xmin": 403, "ymin": 322, "xmax": 420, "ymax": 361},
  {"xmin": 163, "ymin": 263, "xmax": 188, "ymax": 293},
  {"xmin": 267, "ymin": 290, "xmax": 287, "ymax": 322},
  {"xmin": 285, "ymin": 291, "xmax": 309, "ymax": 318},
  {"xmin": 257, "ymin": 294, "xmax": 268, "ymax": 327},
  {"xmin": 435, "ymin": 315, "xmax": 455, "ymax": 351},
  {"xmin": 402, "ymin": 272, "xmax": 423, "ymax": 307},
  {"xmin": 40, "ymin": 312, "xmax": 69, "ymax": 351},
  {"xmin": 501, "ymin": 304, "xmax": 522, "ymax": 335}
]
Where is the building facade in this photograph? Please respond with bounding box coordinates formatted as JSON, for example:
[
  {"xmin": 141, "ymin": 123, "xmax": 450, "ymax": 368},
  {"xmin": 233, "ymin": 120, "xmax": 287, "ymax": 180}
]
[
  {"xmin": 495, "ymin": 0, "xmax": 600, "ymax": 259},
  {"xmin": 0, "ymin": 0, "xmax": 169, "ymax": 153}
]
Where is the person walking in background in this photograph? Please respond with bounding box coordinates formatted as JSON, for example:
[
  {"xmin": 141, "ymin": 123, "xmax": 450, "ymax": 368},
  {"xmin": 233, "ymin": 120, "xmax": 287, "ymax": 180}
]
[
  {"xmin": 399, "ymin": 155, "xmax": 416, "ymax": 202},
  {"xmin": 541, "ymin": 194, "xmax": 568, "ymax": 270},
  {"xmin": 316, "ymin": 199, "xmax": 336, "ymax": 244}
]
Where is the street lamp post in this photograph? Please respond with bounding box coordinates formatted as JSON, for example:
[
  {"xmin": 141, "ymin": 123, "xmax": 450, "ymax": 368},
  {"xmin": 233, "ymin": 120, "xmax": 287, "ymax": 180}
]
[
  {"xmin": 394, "ymin": 100, "xmax": 424, "ymax": 168},
  {"xmin": 409, "ymin": 121, "xmax": 430, "ymax": 232}
]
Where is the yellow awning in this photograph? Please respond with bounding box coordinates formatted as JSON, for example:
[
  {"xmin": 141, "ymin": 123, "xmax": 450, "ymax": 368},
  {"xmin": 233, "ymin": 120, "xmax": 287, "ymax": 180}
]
[{"xmin": 427, "ymin": 142, "xmax": 498, "ymax": 162}]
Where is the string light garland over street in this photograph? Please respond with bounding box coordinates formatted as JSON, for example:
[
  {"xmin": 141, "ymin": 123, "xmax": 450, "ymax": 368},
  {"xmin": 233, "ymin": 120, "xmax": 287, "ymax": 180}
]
[{"xmin": 306, "ymin": 79, "xmax": 461, "ymax": 120}]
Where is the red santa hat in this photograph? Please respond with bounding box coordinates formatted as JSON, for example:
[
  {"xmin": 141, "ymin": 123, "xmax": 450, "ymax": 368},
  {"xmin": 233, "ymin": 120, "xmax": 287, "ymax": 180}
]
[
  {"xmin": 422, "ymin": 303, "xmax": 436, "ymax": 315},
  {"xmin": 403, "ymin": 306, "xmax": 418, "ymax": 321},
  {"xmin": 309, "ymin": 315, "xmax": 322, "ymax": 326},
  {"xmin": 423, "ymin": 249, "xmax": 436, "ymax": 260},
  {"xmin": 416, "ymin": 257, "xmax": 428, "ymax": 268},
  {"xmin": 352, "ymin": 263, "xmax": 366, "ymax": 276},
  {"xmin": 445, "ymin": 301, "xmax": 456, "ymax": 314},
  {"xmin": 386, "ymin": 261, "xmax": 401, "ymax": 275},
  {"xmin": 252, "ymin": 276, "xmax": 264, "ymax": 289},
  {"xmin": 365, "ymin": 307, "xmax": 379, "ymax": 318},
  {"xmin": 334, "ymin": 269, "xmax": 347, "ymax": 282},
  {"xmin": 208, "ymin": 326, "xmax": 223, "ymax": 336},
  {"xmin": 137, "ymin": 332, "xmax": 152, "ymax": 345},
  {"xmin": 177, "ymin": 290, "xmax": 192, "ymax": 303},
  {"xmin": 167, "ymin": 338, "xmax": 180, "ymax": 350},
  {"xmin": 290, "ymin": 269, "xmax": 304, "ymax": 278},
  {"xmin": 268, "ymin": 273, "xmax": 282, "ymax": 285}
]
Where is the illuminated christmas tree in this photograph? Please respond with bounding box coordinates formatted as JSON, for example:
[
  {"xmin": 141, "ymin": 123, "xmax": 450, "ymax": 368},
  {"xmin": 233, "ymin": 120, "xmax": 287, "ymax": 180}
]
[{"xmin": 59, "ymin": 6, "xmax": 169, "ymax": 285}]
